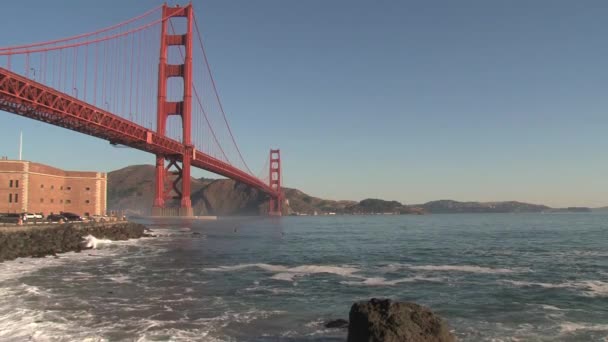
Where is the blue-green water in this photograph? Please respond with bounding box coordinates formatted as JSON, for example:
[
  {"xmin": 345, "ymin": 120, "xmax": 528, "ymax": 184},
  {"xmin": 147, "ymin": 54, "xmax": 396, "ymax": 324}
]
[{"xmin": 1, "ymin": 213, "xmax": 607, "ymax": 341}]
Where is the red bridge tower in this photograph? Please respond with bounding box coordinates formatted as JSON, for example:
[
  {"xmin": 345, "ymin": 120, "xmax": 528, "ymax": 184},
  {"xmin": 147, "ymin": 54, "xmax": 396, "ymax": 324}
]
[
  {"xmin": 268, "ymin": 149, "xmax": 282, "ymax": 216},
  {"xmin": 152, "ymin": 4, "xmax": 194, "ymax": 216}
]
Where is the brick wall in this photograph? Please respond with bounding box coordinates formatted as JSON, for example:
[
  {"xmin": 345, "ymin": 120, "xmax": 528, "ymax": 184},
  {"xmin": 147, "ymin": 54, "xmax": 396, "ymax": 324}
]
[
  {"xmin": 0, "ymin": 160, "xmax": 106, "ymax": 217},
  {"xmin": 0, "ymin": 161, "xmax": 26, "ymax": 213}
]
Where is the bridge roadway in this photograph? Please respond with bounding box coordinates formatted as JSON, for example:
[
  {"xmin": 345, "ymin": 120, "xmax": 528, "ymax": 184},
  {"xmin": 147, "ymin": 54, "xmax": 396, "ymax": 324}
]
[{"xmin": 0, "ymin": 66, "xmax": 277, "ymax": 197}]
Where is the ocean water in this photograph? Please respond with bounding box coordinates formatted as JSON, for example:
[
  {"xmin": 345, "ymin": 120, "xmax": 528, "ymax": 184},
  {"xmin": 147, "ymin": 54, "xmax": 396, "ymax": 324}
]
[{"xmin": 0, "ymin": 213, "xmax": 607, "ymax": 341}]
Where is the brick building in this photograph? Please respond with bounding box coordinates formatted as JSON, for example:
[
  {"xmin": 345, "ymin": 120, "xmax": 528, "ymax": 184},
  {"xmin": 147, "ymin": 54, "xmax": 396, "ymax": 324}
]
[{"xmin": 0, "ymin": 159, "xmax": 107, "ymax": 217}]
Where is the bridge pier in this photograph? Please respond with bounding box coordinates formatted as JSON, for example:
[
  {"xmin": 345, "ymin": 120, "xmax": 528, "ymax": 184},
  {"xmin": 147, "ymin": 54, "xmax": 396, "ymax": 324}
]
[
  {"xmin": 268, "ymin": 149, "xmax": 282, "ymax": 216},
  {"xmin": 179, "ymin": 146, "xmax": 193, "ymax": 216},
  {"xmin": 152, "ymin": 156, "xmax": 165, "ymax": 216}
]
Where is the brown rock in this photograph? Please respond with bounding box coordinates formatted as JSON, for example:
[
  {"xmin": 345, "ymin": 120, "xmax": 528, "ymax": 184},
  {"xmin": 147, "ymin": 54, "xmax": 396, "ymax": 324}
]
[
  {"xmin": 325, "ymin": 318, "xmax": 349, "ymax": 329},
  {"xmin": 347, "ymin": 298, "xmax": 455, "ymax": 342}
]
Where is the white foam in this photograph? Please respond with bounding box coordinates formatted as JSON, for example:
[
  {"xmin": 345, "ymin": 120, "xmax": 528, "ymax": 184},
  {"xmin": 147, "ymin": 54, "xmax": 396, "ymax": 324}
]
[
  {"xmin": 20, "ymin": 284, "xmax": 51, "ymax": 297},
  {"xmin": 240, "ymin": 284, "xmax": 297, "ymax": 295},
  {"xmin": 578, "ymin": 280, "xmax": 608, "ymax": 297},
  {"xmin": 108, "ymin": 275, "xmax": 132, "ymax": 284},
  {"xmin": 560, "ymin": 322, "xmax": 608, "ymax": 333},
  {"xmin": 502, "ymin": 280, "xmax": 570, "ymax": 289},
  {"xmin": 407, "ymin": 264, "xmax": 517, "ymax": 274},
  {"xmin": 538, "ymin": 304, "xmax": 564, "ymax": 311},
  {"xmin": 205, "ymin": 263, "xmax": 289, "ymax": 272},
  {"xmin": 0, "ymin": 236, "xmax": 152, "ymax": 284},
  {"xmin": 341, "ymin": 275, "xmax": 444, "ymax": 286},
  {"xmin": 570, "ymin": 250, "xmax": 608, "ymax": 257},
  {"xmin": 504, "ymin": 279, "xmax": 608, "ymax": 297},
  {"xmin": 0, "ymin": 251, "xmax": 91, "ymax": 282},
  {"xmin": 206, "ymin": 263, "xmax": 361, "ymax": 282},
  {"xmin": 81, "ymin": 234, "xmax": 113, "ymax": 249},
  {"xmin": 0, "ymin": 305, "xmax": 98, "ymax": 341},
  {"xmin": 271, "ymin": 273, "xmax": 299, "ymax": 281}
]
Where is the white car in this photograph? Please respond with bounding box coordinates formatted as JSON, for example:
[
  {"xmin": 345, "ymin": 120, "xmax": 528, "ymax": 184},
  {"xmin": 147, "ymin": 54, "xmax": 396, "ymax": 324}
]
[
  {"xmin": 24, "ymin": 213, "xmax": 43, "ymax": 219},
  {"xmin": 91, "ymin": 215, "xmax": 109, "ymax": 222}
]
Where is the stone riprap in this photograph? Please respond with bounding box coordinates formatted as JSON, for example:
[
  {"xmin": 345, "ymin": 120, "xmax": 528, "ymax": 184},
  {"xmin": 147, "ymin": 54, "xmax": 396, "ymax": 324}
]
[{"xmin": 0, "ymin": 221, "xmax": 146, "ymax": 262}]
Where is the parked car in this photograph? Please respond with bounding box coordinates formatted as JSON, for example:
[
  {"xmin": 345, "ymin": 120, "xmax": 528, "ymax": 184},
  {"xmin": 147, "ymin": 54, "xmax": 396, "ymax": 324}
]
[
  {"xmin": 91, "ymin": 215, "xmax": 109, "ymax": 222},
  {"xmin": 60, "ymin": 212, "xmax": 83, "ymax": 222},
  {"xmin": 24, "ymin": 213, "xmax": 43, "ymax": 219},
  {"xmin": 47, "ymin": 214, "xmax": 67, "ymax": 222},
  {"xmin": 0, "ymin": 213, "xmax": 20, "ymax": 223}
]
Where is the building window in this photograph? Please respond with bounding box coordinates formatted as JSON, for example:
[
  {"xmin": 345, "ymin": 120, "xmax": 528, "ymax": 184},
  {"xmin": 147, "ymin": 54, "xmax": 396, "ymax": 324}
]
[
  {"xmin": 40, "ymin": 198, "xmax": 44, "ymax": 203},
  {"xmin": 15, "ymin": 180, "xmax": 18, "ymax": 188},
  {"xmin": 60, "ymin": 186, "xmax": 63, "ymax": 190},
  {"xmin": 50, "ymin": 199, "xmax": 54, "ymax": 203},
  {"xmin": 66, "ymin": 200, "xmax": 71, "ymax": 204},
  {"xmin": 85, "ymin": 187, "xmax": 90, "ymax": 191},
  {"xmin": 67, "ymin": 186, "xmax": 72, "ymax": 190},
  {"xmin": 60, "ymin": 200, "xmax": 63, "ymax": 204},
  {"xmin": 41, "ymin": 184, "xmax": 44, "ymax": 188},
  {"xmin": 14, "ymin": 194, "xmax": 18, "ymax": 202},
  {"xmin": 51, "ymin": 185, "xmax": 54, "ymax": 190},
  {"xmin": 85, "ymin": 200, "xmax": 90, "ymax": 204},
  {"xmin": 8, "ymin": 193, "xmax": 12, "ymax": 203},
  {"xmin": 9, "ymin": 180, "xmax": 13, "ymax": 188},
  {"xmin": 84, "ymin": 212, "xmax": 90, "ymax": 217}
]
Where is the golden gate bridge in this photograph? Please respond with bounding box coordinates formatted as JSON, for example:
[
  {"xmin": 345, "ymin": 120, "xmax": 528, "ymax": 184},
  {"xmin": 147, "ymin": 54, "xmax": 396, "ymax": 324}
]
[{"xmin": 0, "ymin": 4, "xmax": 283, "ymax": 216}]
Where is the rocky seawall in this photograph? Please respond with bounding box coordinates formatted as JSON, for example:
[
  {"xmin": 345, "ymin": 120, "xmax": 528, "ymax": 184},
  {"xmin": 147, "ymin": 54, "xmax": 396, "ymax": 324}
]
[{"xmin": 0, "ymin": 221, "xmax": 147, "ymax": 262}]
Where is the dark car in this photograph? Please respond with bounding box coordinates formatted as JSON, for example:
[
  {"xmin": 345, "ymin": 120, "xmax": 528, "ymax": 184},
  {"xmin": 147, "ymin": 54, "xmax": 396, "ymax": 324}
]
[
  {"xmin": 60, "ymin": 212, "xmax": 83, "ymax": 222},
  {"xmin": 0, "ymin": 213, "xmax": 20, "ymax": 223},
  {"xmin": 46, "ymin": 214, "xmax": 67, "ymax": 222}
]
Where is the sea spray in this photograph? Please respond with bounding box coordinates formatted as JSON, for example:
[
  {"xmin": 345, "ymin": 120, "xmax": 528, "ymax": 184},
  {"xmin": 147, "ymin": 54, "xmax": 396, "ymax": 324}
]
[{"xmin": 81, "ymin": 235, "xmax": 113, "ymax": 249}]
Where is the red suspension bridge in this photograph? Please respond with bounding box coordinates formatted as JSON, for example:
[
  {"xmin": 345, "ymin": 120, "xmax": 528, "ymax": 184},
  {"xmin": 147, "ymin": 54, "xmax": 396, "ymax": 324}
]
[{"xmin": 0, "ymin": 4, "xmax": 283, "ymax": 216}]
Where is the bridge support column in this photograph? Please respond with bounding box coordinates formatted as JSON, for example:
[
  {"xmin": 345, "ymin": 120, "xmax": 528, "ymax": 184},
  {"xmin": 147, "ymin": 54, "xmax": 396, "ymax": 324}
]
[
  {"xmin": 268, "ymin": 149, "xmax": 282, "ymax": 216},
  {"xmin": 152, "ymin": 155, "xmax": 166, "ymax": 216},
  {"xmin": 179, "ymin": 146, "xmax": 193, "ymax": 216},
  {"xmin": 152, "ymin": 3, "xmax": 194, "ymax": 217}
]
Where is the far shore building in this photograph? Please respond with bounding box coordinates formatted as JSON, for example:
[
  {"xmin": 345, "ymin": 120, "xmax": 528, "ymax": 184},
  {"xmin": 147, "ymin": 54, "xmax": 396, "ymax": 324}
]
[{"xmin": 0, "ymin": 158, "xmax": 107, "ymax": 217}]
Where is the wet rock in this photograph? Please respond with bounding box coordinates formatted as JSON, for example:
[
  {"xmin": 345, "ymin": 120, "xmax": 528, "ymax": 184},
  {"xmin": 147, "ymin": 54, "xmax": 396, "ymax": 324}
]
[
  {"xmin": 347, "ymin": 298, "xmax": 455, "ymax": 342},
  {"xmin": 0, "ymin": 222, "xmax": 148, "ymax": 262},
  {"xmin": 325, "ymin": 318, "xmax": 349, "ymax": 329}
]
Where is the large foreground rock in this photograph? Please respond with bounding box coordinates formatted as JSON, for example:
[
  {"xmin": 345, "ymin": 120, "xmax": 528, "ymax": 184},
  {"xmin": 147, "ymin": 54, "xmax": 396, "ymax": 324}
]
[{"xmin": 347, "ymin": 298, "xmax": 455, "ymax": 342}]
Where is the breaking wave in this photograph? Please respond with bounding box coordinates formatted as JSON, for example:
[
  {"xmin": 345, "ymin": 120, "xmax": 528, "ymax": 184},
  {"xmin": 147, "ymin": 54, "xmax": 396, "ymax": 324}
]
[
  {"xmin": 503, "ymin": 279, "xmax": 608, "ymax": 297},
  {"xmin": 205, "ymin": 263, "xmax": 361, "ymax": 282},
  {"xmin": 383, "ymin": 263, "xmax": 523, "ymax": 274},
  {"xmin": 341, "ymin": 275, "xmax": 445, "ymax": 286}
]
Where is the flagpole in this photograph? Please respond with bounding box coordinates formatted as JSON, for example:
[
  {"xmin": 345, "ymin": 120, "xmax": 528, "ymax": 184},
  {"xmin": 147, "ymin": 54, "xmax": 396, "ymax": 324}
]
[{"xmin": 19, "ymin": 131, "xmax": 22, "ymax": 160}]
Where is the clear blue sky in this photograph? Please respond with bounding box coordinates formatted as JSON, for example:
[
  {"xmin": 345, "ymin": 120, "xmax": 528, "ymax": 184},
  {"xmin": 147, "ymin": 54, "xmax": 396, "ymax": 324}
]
[{"xmin": 1, "ymin": 0, "xmax": 607, "ymax": 207}]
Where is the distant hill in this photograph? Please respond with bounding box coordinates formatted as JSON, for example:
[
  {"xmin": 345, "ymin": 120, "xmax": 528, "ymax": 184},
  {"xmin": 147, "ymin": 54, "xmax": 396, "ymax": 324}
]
[
  {"xmin": 108, "ymin": 165, "xmax": 266, "ymax": 216},
  {"xmin": 544, "ymin": 207, "xmax": 592, "ymax": 213},
  {"xmin": 107, "ymin": 165, "xmax": 553, "ymax": 216},
  {"xmin": 419, "ymin": 200, "xmax": 549, "ymax": 214},
  {"xmin": 342, "ymin": 198, "xmax": 424, "ymax": 214},
  {"xmin": 282, "ymin": 188, "xmax": 356, "ymax": 214}
]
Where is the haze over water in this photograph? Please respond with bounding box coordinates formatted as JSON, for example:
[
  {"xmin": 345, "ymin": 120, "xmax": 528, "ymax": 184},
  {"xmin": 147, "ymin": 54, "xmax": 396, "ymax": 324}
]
[{"xmin": 1, "ymin": 214, "xmax": 607, "ymax": 341}]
